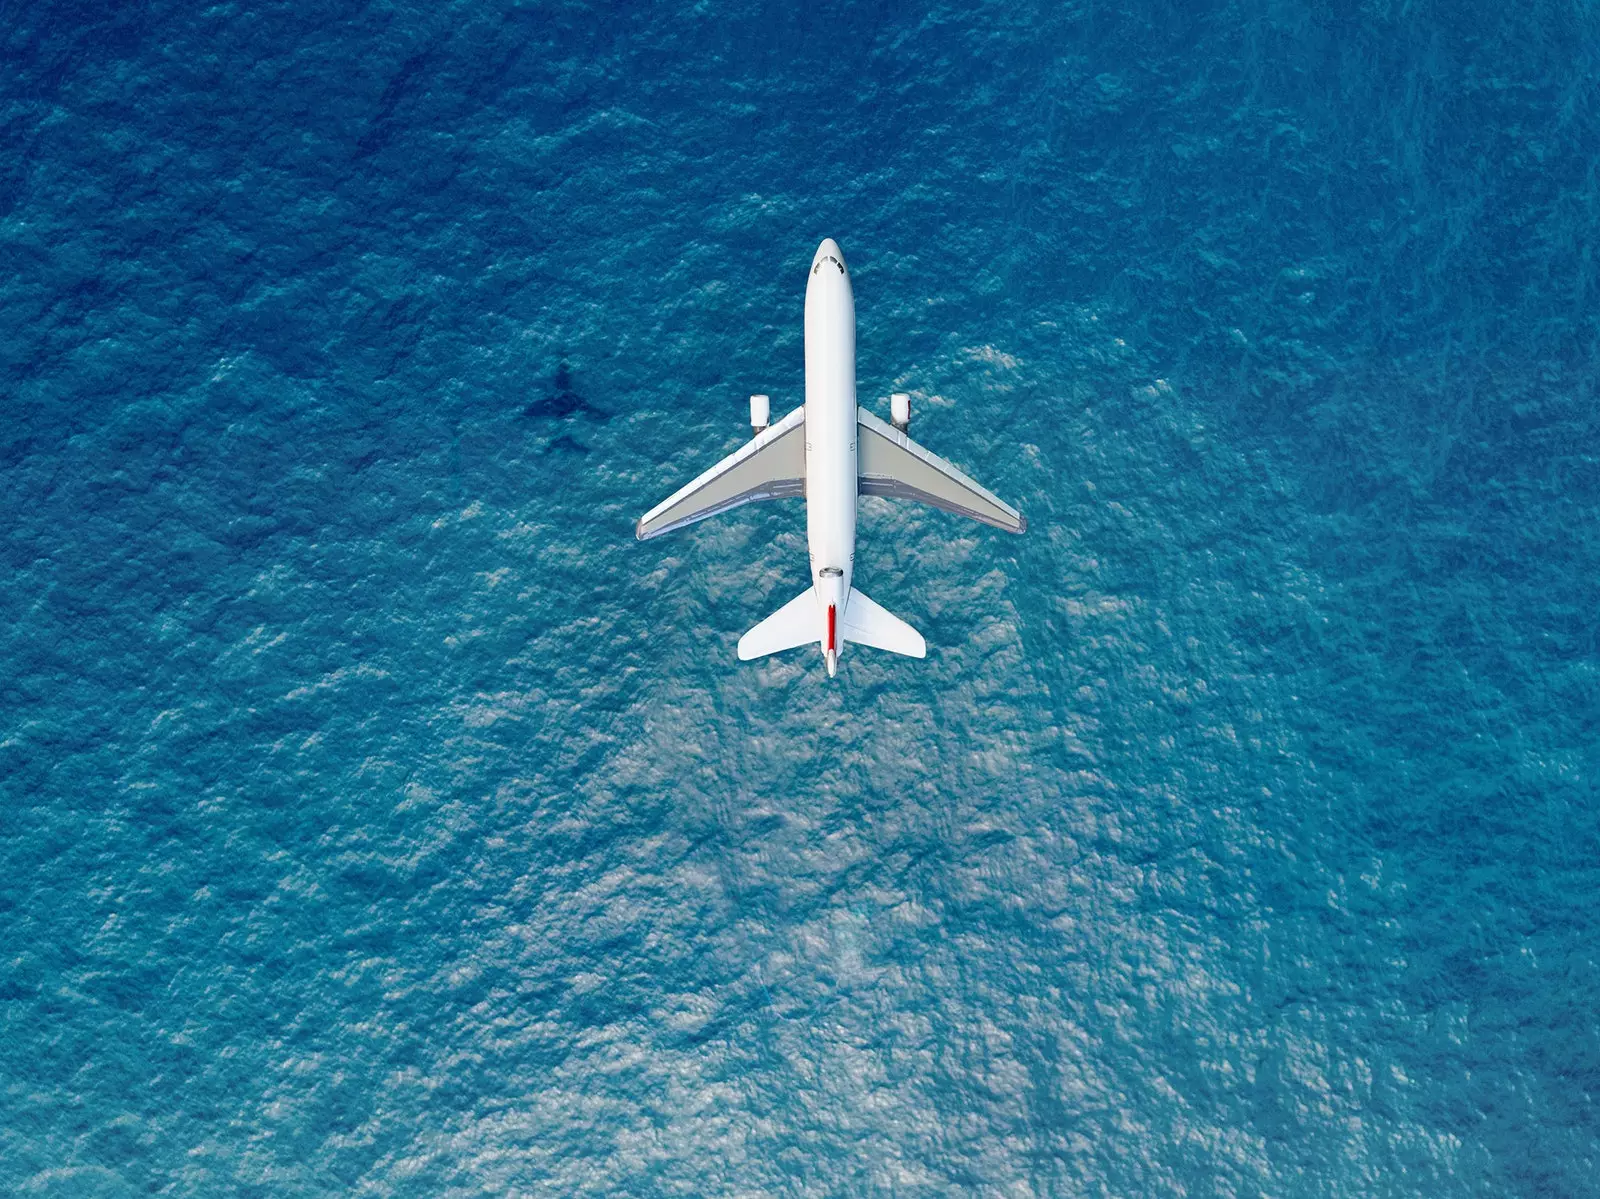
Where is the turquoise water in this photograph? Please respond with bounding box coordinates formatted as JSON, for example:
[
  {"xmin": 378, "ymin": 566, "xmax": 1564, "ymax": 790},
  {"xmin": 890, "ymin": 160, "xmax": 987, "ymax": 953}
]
[{"xmin": 3, "ymin": 2, "xmax": 1599, "ymax": 1194}]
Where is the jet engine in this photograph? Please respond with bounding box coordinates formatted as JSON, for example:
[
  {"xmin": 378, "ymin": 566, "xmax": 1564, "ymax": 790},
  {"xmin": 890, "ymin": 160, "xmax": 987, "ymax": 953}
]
[
  {"xmin": 890, "ymin": 392, "xmax": 911, "ymax": 432},
  {"xmin": 750, "ymin": 393, "xmax": 770, "ymax": 435}
]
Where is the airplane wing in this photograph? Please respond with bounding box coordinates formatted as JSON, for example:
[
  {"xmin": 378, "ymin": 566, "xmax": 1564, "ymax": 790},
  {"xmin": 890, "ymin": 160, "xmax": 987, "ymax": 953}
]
[
  {"xmin": 856, "ymin": 406, "xmax": 1026, "ymax": 533},
  {"xmin": 636, "ymin": 405, "xmax": 806, "ymax": 540}
]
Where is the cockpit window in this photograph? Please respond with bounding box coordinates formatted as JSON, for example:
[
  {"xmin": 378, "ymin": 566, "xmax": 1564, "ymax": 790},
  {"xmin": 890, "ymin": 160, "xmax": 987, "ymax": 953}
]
[
  {"xmin": 812, "ymin": 255, "xmax": 846, "ymax": 276},
  {"xmin": 818, "ymin": 566, "xmax": 843, "ymax": 577}
]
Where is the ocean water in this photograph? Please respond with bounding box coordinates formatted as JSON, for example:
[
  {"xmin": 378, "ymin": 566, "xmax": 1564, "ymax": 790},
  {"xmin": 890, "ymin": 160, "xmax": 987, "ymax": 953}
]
[{"xmin": 4, "ymin": 0, "xmax": 1599, "ymax": 1194}]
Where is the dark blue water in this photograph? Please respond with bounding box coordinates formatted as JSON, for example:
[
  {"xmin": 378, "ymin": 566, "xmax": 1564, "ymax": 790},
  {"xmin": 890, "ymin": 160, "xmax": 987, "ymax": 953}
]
[{"xmin": 4, "ymin": 2, "xmax": 1599, "ymax": 1193}]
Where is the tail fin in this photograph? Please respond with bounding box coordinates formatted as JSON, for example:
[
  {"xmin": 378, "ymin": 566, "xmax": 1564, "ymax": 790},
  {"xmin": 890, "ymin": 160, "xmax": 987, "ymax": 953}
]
[
  {"xmin": 737, "ymin": 587, "xmax": 820, "ymax": 660},
  {"xmin": 841, "ymin": 589, "xmax": 926, "ymax": 658}
]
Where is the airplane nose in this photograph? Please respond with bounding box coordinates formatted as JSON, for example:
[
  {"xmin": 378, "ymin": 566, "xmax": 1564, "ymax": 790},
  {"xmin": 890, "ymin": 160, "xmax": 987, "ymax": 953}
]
[{"xmin": 811, "ymin": 238, "xmax": 847, "ymax": 276}]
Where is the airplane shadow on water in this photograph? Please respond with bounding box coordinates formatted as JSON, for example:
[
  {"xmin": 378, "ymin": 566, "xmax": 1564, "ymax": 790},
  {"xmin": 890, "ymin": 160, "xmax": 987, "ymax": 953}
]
[{"xmin": 524, "ymin": 361, "xmax": 610, "ymax": 457}]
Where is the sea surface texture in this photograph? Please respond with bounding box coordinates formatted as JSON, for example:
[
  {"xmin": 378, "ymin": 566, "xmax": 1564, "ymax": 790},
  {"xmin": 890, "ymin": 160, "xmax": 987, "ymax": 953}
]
[{"xmin": 4, "ymin": 1, "xmax": 1599, "ymax": 1194}]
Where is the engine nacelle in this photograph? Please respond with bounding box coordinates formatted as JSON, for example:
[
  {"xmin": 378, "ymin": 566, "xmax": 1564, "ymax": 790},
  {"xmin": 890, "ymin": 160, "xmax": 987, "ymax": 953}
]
[
  {"xmin": 750, "ymin": 393, "xmax": 770, "ymax": 435},
  {"xmin": 890, "ymin": 392, "xmax": 911, "ymax": 432}
]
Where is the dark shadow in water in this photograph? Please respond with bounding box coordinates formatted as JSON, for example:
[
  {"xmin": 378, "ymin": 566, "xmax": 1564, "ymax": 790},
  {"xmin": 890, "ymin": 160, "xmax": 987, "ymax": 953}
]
[{"xmin": 525, "ymin": 360, "xmax": 609, "ymax": 421}]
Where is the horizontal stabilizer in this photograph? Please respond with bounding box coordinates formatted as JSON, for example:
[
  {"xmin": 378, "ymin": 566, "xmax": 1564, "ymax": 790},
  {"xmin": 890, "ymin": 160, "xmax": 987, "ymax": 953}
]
[
  {"xmin": 737, "ymin": 586, "xmax": 820, "ymax": 660},
  {"xmin": 841, "ymin": 588, "xmax": 926, "ymax": 658},
  {"xmin": 857, "ymin": 406, "xmax": 1025, "ymax": 533},
  {"xmin": 637, "ymin": 405, "xmax": 806, "ymax": 540}
]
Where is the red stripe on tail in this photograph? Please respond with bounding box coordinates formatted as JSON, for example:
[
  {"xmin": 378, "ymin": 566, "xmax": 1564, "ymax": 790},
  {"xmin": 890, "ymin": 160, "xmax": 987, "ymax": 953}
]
[{"xmin": 827, "ymin": 604, "xmax": 836, "ymax": 651}]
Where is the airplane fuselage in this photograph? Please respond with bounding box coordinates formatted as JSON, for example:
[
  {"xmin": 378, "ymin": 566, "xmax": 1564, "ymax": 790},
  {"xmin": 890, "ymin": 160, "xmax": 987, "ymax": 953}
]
[{"xmin": 804, "ymin": 238, "xmax": 856, "ymax": 674}]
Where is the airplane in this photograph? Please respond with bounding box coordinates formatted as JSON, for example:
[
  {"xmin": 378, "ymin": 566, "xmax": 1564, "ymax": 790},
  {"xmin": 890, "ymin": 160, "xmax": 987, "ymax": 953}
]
[{"xmin": 636, "ymin": 238, "xmax": 1025, "ymax": 677}]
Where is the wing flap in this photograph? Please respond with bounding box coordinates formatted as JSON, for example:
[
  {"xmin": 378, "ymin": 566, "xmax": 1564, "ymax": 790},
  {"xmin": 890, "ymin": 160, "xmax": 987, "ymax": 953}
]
[
  {"xmin": 856, "ymin": 406, "xmax": 1025, "ymax": 534},
  {"xmin": 636, "ymin": 405, "xmax": 806, "ymax": 540}
]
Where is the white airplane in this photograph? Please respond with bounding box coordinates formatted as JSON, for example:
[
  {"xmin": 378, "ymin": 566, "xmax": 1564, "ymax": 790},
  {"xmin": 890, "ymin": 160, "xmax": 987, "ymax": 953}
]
[{"xmin": 636, "ymin": 238, "xmax": 1026, "ymax": 676}]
